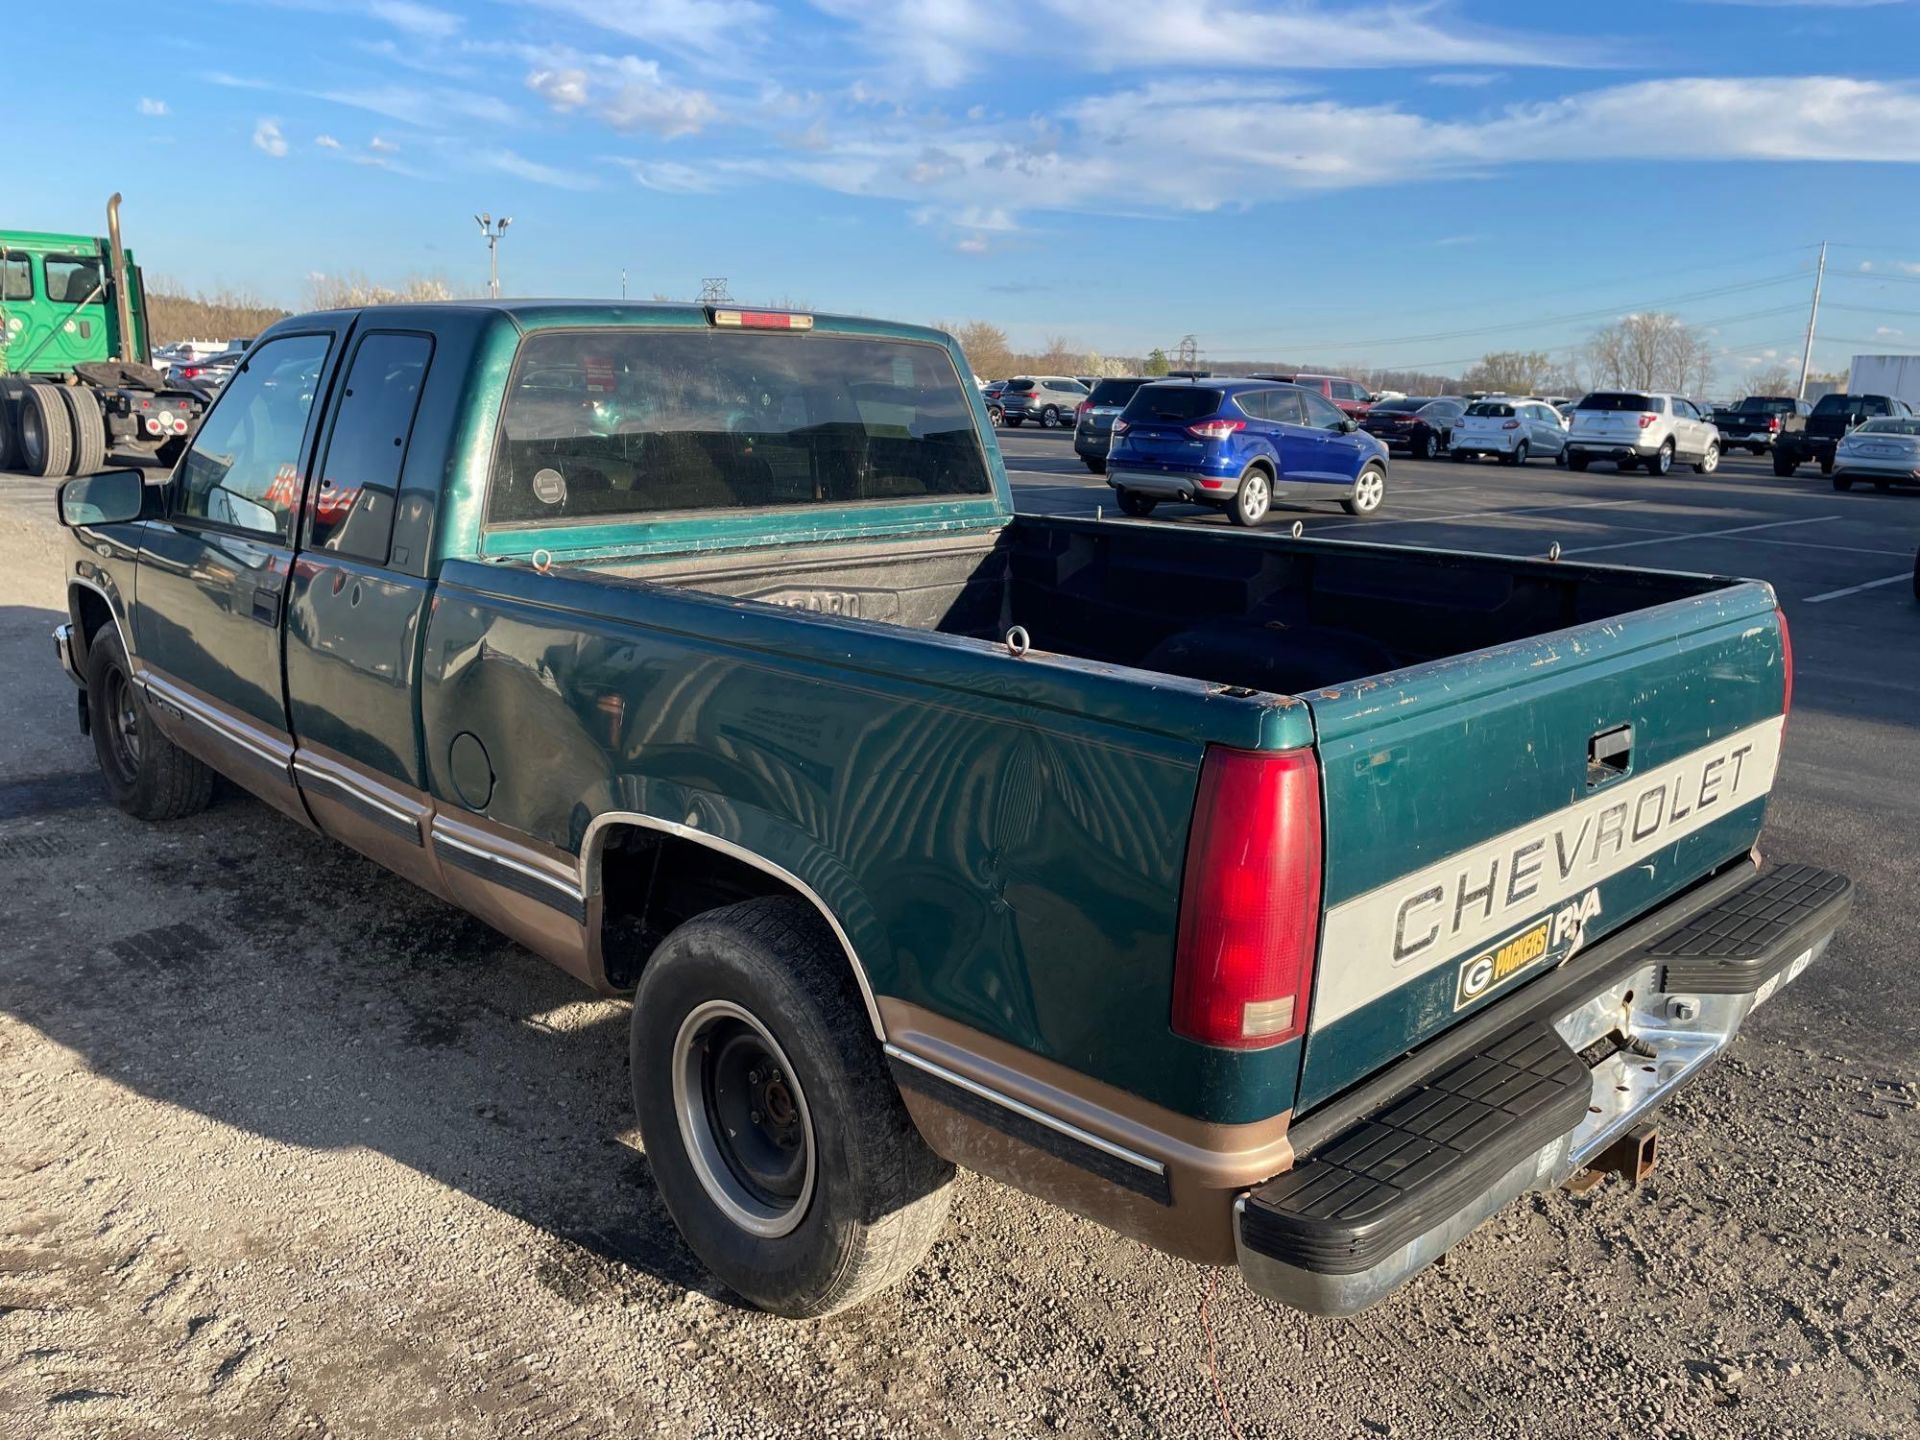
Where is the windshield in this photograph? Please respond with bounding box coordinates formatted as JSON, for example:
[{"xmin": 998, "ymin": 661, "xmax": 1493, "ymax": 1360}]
[
  {"xmin": 486, "ymin": 329, "xmax": 990, "ymax": 525},
  {"xmin": 1088, "ymin": 378, "xmax": 1147, "ymax": 406},
  {"xmin": 1854, "ymin": 418, "xmax": 1920, "ymax": 436},
  {"xmin": 1579, "ymin": 392, "xmax": 1657, "ymax": 412},
  {"xmin": 1813, "ymin": 394, "xmax": 1891, "ymax": 416},
  {"xmin": 1121, "ymin": 385, "xmax": 1225, "ymax": 423}
]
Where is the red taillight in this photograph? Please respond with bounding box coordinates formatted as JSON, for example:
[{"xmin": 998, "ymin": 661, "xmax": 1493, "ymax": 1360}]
[
  {"xmin": 1171, "ymin": 747, "xmax": 1323, "ymax": 1050},
  {"xmin": 1187, "ymin": 419, "xmax": 1246, "ymax": 440},
  {"xmin": 1775, "ymin": 606, "xmax": 1793, "ymax": 722},
  {"xmin": 1075, "ymin": 400, "xmax": 1091, "ymax": 416},
  {"xmin": 1638, "ymin": 413, "xmax": 1659, "ymax": 429},
  {"xmin": 1769, "ymin": 416, "xmax": 1783, "ymax": 432},
  {"xmin": 1111, "ymin": 418, "xmax": 1129, "ymax": 435},
  {"xmin": 1502, "ymin": 419, "xmax": 1521, "ymax": 430},
  {"xmin": 709, "ymin": 308, "xmax": 814, "ymax": 330},
  {"xmin": 182, "ymin": 366, "xmax": 203, "ymax": 378}
]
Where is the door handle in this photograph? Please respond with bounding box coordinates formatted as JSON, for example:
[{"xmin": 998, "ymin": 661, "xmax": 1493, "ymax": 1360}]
[
  {"xmin": 1587, "ymin": 723, "xmax": 1633, "ymax": 786},
  {"xmin": 251, "ymin": 586, "xmax": 280, "ymax": 626}
]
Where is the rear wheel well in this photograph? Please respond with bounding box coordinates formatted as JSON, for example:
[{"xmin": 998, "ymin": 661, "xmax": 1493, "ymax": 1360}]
[{"xmin": 595, "ymin": 825, "xmax": 859, "ymax": 1001}]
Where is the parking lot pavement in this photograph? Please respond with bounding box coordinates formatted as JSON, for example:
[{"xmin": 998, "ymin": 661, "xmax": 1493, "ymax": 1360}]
[{"xmin": 4, "ymin": 449, "xmax": 1919, "ymax": 1440}]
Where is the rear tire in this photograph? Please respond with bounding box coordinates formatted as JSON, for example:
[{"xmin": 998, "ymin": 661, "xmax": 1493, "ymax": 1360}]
[
  {"xmin": 1773, "ymin": 453, "xmax": 1798, "ymax": 477},
  {"xmin": 1411, "ymin": 433, "xmax": 1434, "ymax": 461},
  {"xmin": 1040, "ymin": 405, "xmax": 1061, "ymax": 429},
  {"xmin": 1646, "ymin": 442, "xmax": 1674, "ymax": 477},
  {"xmin": 1819, "ymin": 456, "xmax": 1834, "ymax": 476},
  {"xmin": 1083, "ymin": 457, "xmax": 1106, "ymax": 475},
  {"xmin": 84, "ymin": 628, "xmax": 214, "ymax": 822},
  {"xmin": 1227, "ymin": 467, "xmax": 1272, "ymax": 526},
  {"xmin": 21, "ymin": 384, "xmax": 73, "ymax": 478},
  {"xmin": 0, "ymin": 396, "xmax": 16, "ymax": 472},
  {"xmin": 1341, "ymin": 464, "xmax": 1386, "ymax": 517},
  {"xmin": 1567, "ymin": 453, "xmax": 1590, "ymax": 472},
  {"xmin": 1832, "ymin": 475, "xmax": 1853, "ymax": 491},
  {"xmin": 1501, "ymin": 441, "xmax": 1528, "ymax": 468},
  {"xmin": 1005, "ymin": 417, "xmax": 1023, "ymax": 428},
  {"xmin": 630, "ymin": 898, "xmax": 954, "ymax": 1318},
  {"xmin": 1450, "ymin": 448, "xmax": 1468, "ymax": 463},
  {"xmin": 1114, "ymin": 488, "xmax": 1156, "ymax": 517},
  {"xmin": 57, "ymin": 386, "xmax": 106, "ymax": 477},
  {"xmin": 1694, "ymin": 442, "xmax": 1720, "ymax": 475}
]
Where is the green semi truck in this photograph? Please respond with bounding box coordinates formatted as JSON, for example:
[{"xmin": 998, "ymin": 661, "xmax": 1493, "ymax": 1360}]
[
  {"xmin": 49, "ymin": 299, "xmax": 1850, "ymax": 1319},
  {"xmin": 0, "ymin": 194, "xmax": 208, "ymax": 476}
]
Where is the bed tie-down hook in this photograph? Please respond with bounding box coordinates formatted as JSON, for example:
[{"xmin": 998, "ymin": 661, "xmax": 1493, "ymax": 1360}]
[{"xmin": 1005, "ymin": 626, "xmax": 1031, "ymax": 658}]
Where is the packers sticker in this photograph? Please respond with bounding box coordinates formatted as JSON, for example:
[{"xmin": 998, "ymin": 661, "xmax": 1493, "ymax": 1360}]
[{"xmin": 1453, "ymin": 888, "xmax": 1602, "ymax": 1011}]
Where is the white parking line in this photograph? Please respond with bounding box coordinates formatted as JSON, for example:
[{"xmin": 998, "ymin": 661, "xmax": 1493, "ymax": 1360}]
[
  {"xmin": 1802, "ymin": 572, "xmax": 1915, "ymax": 604},
  {"xmin": 1561, "ymin": 516, "xmax": 1838, "ymax": 555},
  {"xmin": 1318, "ymin": 497, "xmax": 1643, "ymax": 533}
]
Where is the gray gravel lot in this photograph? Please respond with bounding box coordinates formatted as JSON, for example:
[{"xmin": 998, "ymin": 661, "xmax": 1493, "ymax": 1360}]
[{"xmin": 1, "ymin": 438, "xmax": 1917, "ymax": 1439}]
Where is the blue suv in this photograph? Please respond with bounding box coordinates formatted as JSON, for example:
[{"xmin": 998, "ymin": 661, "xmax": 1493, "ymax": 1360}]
[{"xmin": 1106, "ymin": 379, "xmax": 1389, "ymax": 526}]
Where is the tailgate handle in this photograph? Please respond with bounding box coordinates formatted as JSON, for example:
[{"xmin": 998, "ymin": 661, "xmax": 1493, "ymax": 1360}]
[{"xmin": 1587, "ymin": 724, "xmax": 1634, "ymax": 787}]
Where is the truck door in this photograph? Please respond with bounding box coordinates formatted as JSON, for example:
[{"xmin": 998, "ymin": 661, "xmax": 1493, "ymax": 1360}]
[
  {"xmin": 283, "ymin": 329, "xmax": 449, "ymax": 897},
  {"xmin": 27, "ymin": 252, "xmax": 113, "ymax": 372},
  {"xmin": 134, "ymin": 325, "xmax": 347, "ymax": 824}
]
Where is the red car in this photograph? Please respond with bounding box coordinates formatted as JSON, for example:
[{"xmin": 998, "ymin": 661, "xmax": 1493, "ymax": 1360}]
[{"xmin": 1256, "ymin": 373, "xmax": 1377, "ymax": 418}]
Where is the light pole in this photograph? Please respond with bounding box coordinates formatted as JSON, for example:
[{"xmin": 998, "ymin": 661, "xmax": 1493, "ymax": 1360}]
[{"xmin": 475, "ymin": 212, "xmax": 512, "ymax": 298}]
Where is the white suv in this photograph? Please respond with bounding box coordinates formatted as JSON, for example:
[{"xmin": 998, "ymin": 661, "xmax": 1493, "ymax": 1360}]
[
  {"xmin": 1566, "ymin": 392, "xmax": 1721, "ymax": 475},
  {"xmin": 1448, "ymin": 398, "xmax": 1568, "ymax": 466}
]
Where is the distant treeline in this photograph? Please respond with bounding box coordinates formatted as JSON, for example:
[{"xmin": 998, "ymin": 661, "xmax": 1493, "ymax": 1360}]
[{"xmin": 144, "ymin": 283, "xmax": 290, "ymax": 346}]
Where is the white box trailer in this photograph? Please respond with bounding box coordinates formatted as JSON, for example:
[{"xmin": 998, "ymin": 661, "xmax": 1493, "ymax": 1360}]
[{"xmin": 1845, "ymin": 354, "xmax": 1920, "ymax": 407}]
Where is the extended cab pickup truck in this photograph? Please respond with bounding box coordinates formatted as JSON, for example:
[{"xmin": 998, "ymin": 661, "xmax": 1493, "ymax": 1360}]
[{"xmin": 53, "ymin": 301, "xmax": 1851, "ymax": 1319}]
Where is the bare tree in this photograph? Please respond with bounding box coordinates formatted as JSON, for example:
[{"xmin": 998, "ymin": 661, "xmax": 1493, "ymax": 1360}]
[
  {"xmin": 943, "ymin": 320, "xmax": 1015, "ymax": 380},
  {"xmin": 303, "ymin": 272, "xmax": 461, "ymax": 309},
  {"xmin": 1741, "ymin": 362, "xmax": 1797, "ymax": 397},
  {"xmin": 1461, "ymin": 350, "xmax": 1554, "ymax": 395},
  {"xmin": 1584, "ymin": 313, "xmax": 1714, "ymax": 394},
  {"xmin": 146, "ymin": 281, "xmax": 289, "ymax": 345},
  {"xmin": 1035, "ymin": 333, "xmax": 1083, "ymax": 374}
]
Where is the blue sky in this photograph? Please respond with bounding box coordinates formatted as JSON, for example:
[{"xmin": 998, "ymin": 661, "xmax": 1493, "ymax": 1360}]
[{"xmin": 15, "ymin": 0, "xmax": 1920, "ymax": 383}]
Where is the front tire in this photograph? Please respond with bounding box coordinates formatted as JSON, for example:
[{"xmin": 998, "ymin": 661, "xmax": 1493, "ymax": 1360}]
[
  {"xmin": 1114, "ymin": 488, "xmax": 1156, "ymax": 517},
  {"xmin": 1342, "ymin": 464, "xmax": 1386, "ymax": 517},
  {"xmin": 1694, "ymin": 442, "xmax": 1720, "ymax": 475},
  {"xmin": 1228, "ymin": 467, "xmax": 1273, "ymax": 526},
  {"xmin": 631, "ymin": 898, "xmax": 954, "ymax": 1318},
  {"xmin": 84, "ymin": 628, "xmax": 214, "ymax": 821},
  {"xmin": 1832, "ymin": 475, "xmax": 1854, "ymax": 491}
]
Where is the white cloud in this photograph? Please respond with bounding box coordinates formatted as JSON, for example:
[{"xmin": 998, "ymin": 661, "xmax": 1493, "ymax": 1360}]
[
  {"xmin": 474, "ymin": 147, "xmax": 600, "ymax": 190},
  {"xmin": 528, "ymin": 68, "xmax": 590, "ymax": 110},
  {"xmin": 319, "ymin": 84, "xmax": 515, "ymax": 128},
  {"xmin": 1427, "ymin": 71, "xmax": 1504, "ymax": 87},
  {"xmin": 954, "ymin": 235, "xmax": 990, "ymax": 254},
  {"xmin": 364, "ymin": 0, "xmax": 461, "ymax": 37},
  {"xmin": 527, "ymin": 57, "xmax": 716, "ymax": 137},
  {"xmin": 253, "ymin": 118, "xmax": 289, "ymax": 156},
  {"xmin": 515, "ymin": 0, "xmax": 770, "ymax": 58},
  {"xmin": 137, "ymin": 97, "xmax": 170, "ymax": 116},
  {"xmin": 607, "ymin": 158, "xmax": 724, "ymax": 192},
  {"xmin": 369, "ymin": 135, "xmax": 400, "ymax": 152},
  {"xmin": 1876, "ymin": 325, "xmax": 1905, "ymax": 337},
  {"xmin": 315, "ymin": 133, "xmax": 342, "ymax": 148}
]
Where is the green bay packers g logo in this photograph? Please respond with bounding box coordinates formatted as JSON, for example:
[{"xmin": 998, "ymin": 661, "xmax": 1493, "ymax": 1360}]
[{"xmin": 1454, "ymin": 917, "xmax": 1552, "ymax": 1010}]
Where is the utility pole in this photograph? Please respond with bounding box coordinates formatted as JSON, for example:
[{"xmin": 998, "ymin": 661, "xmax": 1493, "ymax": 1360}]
[
  {"xmin": 475, "ymin": 213, "xmax": 512, "ymax": 298},
  {"xmin": 1797, "ymin": 240, "xmax": 1826, "ymax": 401},
  {"xmin": 620, "ymin": 268, "xmax": 627, "ymax": 300}
]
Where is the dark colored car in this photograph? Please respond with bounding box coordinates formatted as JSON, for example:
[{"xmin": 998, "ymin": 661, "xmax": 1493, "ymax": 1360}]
[
  {"xmin": 1716, "ymin": 396, "xmax": 1810, "ymax": 454},
  {"xmin": 1774, "ymin": 393, "xmax": 1914, "ymax": 477},
  {"xmin": 1072, "ymin": 376, "xmax": 1150, "ymax": 473},
  {"xmin": 1106, "ymin": 378, "xmax": 1388, "ymax": 526},
  {"xmin": 1359, "ymin": 396, "xmax": 1464, "ymax": 460}
]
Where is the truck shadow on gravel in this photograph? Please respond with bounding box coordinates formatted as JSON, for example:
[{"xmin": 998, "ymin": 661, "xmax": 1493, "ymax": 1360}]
[{"xmin": 0, "ymin": 787, "xmax": 736, "ymax": 1312}]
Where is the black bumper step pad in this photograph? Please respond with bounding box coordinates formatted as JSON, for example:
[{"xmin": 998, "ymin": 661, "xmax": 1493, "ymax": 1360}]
[
  {"xmin": 1648, "ymin": 864, "xmax": 1851, "ymax": 994},
  {"xmin": 1241, "ymin": 1020, "xmax": 1590, "ymax": 1276}
]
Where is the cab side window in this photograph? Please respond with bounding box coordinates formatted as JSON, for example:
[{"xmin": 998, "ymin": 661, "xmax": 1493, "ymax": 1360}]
[
  {"xmin": 1, "ymin": 254, "xmax": 31, "ymax": 301},
  {"xmin": 43, "ymin": 255, "xmax": 103, "ymax": 306},
  {"xmin": 308, "ymin": 332, "xmax": 433, "ymax": 563},
  {"xmin": 176, "ymin": 333, "xmax": 332, "ymax": 539},
  {"xmin": 1268, "ymin": 389, "xmax": 1307, "ymax": 426}
]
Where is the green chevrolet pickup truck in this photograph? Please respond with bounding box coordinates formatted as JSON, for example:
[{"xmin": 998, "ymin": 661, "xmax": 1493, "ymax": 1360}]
[{"xmin": 52, "ymin": 301, "xmax": 1851, "ymax": 1318}]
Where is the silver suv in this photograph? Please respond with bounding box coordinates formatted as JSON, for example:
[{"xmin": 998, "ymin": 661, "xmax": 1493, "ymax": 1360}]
[
  {"xmin": 999, "ymin": 376, "xmax": 1088, "ymax": 428},
  {"xmin": 1566, "ymin": 391, "xmax": 1721, "ymax": 475}
]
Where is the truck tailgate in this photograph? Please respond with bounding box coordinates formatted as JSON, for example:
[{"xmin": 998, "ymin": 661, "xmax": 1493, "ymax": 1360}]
[{"xmin": 1297, "ymin": 582, "xmax": 1789, "ymax": 1111}]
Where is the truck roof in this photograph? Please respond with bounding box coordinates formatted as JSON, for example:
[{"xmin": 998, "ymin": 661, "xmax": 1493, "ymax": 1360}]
[
  {"xmin": 0, "ymin": 230, "xmax": 109, "ymax": 252},
  {"xmin": 275, "ymin": 299, "xmax": 951, "ymax": 348}
]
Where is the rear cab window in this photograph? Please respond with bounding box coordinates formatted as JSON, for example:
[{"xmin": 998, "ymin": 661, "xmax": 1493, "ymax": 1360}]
[
  {"xmin": 1466, "ymin": 402, "xmax": 1515, "ymax": 418},
  {"xmin": 486, "ymin": 328, "xmax": 991, "ymax": 526},
  {"xmin": 1579, "ymin": 393, "xmax": 1662, "ymax": 413},
  {"xmin": 1088, "ymin": 378, "xmax": 1147, "ymax": 407}
]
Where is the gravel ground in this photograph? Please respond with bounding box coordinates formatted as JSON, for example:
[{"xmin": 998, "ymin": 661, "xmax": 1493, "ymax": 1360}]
[{"xmin": 1, "ymin": 452, "xmax": 1917, "ymax": 1440}]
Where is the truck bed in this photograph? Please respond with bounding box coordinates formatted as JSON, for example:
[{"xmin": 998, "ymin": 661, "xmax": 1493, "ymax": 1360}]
[{"xmin": 594, "ymin": 515, "xmax": 1735, "ymax": 699}]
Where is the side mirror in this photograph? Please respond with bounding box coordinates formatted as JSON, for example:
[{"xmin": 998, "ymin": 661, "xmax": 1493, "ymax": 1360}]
[
  {"xmin": 1339, "ymin": 418, "xmax": 1358, "ymax": 433},
  {"xmin": 57, "ymin": 468, "xmax": 151, "ymax": 528}
]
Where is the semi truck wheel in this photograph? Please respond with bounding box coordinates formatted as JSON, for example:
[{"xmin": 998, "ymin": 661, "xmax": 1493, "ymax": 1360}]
[
  {"xmin": 20, "ymin": 384, "xmax": 73, "ymax": 478},
  {"xmin": 84, "ymin": 629, "xmax": 215, "ymax": 822},
  {"xmin": 0, "ymin": 397, "xmax": 15, "ymax": 472},
  {"xmin": 57, "ymin": 386, "xmax": 106, "ymax": 477},
  {"xmin": 630, "ymin": 897, "xmax": 954, "ymax": 1318}
]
